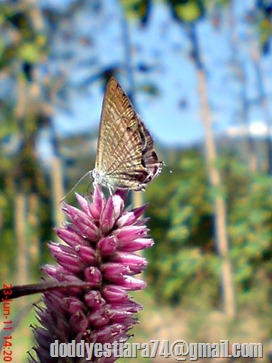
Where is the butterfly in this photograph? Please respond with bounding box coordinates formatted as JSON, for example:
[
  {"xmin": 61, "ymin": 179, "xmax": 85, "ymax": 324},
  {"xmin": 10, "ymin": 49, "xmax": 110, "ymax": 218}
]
[{"xmin": 92, "ymin": 77, "xmax": 162, "ymax": 192}]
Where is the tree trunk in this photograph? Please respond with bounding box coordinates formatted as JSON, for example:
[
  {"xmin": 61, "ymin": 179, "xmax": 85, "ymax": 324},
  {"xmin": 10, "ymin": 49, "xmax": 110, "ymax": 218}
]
[
  {"xmin": 189, "ymin": 24, "xmax": 236, "ymax": 318},
  {"xmin": 251, "ymin": 44, "xmax": 272, "ymax": 174},
  {"xmin": 28, "ymin": 193, "xmax": 40, "ymax": 270},
  {"xmin": 50, "ymin": 156, "xmax": 66, "ymax": 226},
  {"xmin": 228, "ymin": 0, "xmax": 257, "ymax": 173},
  {"xmin": 15, "ymin": 194, "xmax": 28, "ymax": 286}
]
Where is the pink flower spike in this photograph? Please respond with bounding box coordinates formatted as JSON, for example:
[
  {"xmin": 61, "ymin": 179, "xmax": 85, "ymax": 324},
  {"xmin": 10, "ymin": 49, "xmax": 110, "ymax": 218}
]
[
  {"xmin": 87, "ymin": 306, "xmax": 110, "ymax": 326},
  {"xmin": 55, "ymin": 226, "xmax": 90, "ymax": 247},
  {"xmin": 100, "ymin": 196, "xmax": 118, "ymax": 234},
  {"xmin": 115, "ymin": 276, "xmax": 147, "ymax": 291},
  {"xmin": 31, "ymin": 185, "xmax": 155, "ymax": 363},
  {"xmin": 89, "ymin": 185, "xmax": 105, "ymax": 219},
  {"xmin": 62, "ymin": 204, "xmax": 99, "ymax": 241},
  {"xmin": 98, "ymin": 236, "xmax": 118, "ymax": 255},
  {"xmin": 114, "ymin": 225, "xmax": 148, "ymax": 243},
  {"xmin": 84, "ymin": 290, "xmax": 106, "ymax": 308},
  {"xmin": 111, "ymin": 251, "xmax": 147, "ymax": 270},
  {"xmin": 75, "ymin": 244, "xmax": 96, "ymax": 264},
  {"xmin": 75, "ymin": 193, "xmax": 92, "ymax": 215},
  {"xmin": 70, "ymin": 310, "xmax": 89, "ymax": 333},
  {"xmin": 102, "ymin": 285, "xmax": 130, "ymax": 303},
  {"xmin": 49, "ymin": 247, "xmax": 86, "ymax": 273},
  {"xmin": 109, "ymin": 301, "xmax": 143, "ymax": 314},
  {"xmin": 119, "ymin": 237, "xmax": 154, "ymax": 252},
  {"xmin": 101, "ymin": 262, "xmax": 129, "ymax": 280},
  {"xmin": 116, "ymin": 204, "xmax": 146, "ymax": 227},
  {"xmin": 84, "ymin": 266, "xmax": 102, "ymax": 285},
  {"xmin": 62, "ymin": 297, "xmax": 85, "ymax": 314}
]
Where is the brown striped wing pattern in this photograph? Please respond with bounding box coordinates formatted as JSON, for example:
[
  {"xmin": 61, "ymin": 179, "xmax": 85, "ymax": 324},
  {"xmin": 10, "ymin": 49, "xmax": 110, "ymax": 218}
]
[{"xmin": 92, "ymin": 77, "xmax": 162, "ymax": 191}]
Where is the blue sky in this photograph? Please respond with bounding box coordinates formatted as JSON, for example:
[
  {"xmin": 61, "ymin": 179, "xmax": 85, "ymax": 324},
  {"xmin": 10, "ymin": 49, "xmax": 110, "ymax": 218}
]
[{"xmin": 47, "ymin": 0, "xmax": 272, "ymax": 149}]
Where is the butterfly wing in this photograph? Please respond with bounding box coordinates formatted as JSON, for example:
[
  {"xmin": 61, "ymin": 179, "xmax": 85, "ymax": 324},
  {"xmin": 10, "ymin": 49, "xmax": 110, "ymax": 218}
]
[{"xmin": 95, "ymin": 78, "xmax": 162, "ymax": 191}]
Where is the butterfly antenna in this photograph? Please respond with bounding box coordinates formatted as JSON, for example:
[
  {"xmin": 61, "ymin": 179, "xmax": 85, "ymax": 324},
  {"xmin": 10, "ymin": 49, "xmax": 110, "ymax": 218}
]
[{"xmin": 59, "ymin": 171, "xmax": 92, "ymax": 203}]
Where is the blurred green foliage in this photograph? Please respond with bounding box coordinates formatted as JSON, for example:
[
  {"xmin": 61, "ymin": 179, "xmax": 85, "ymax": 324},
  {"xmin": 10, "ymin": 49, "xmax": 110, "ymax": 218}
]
[{"xmin": 145, "ymin": 148, "xmax": 272, "ymax": 312}]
